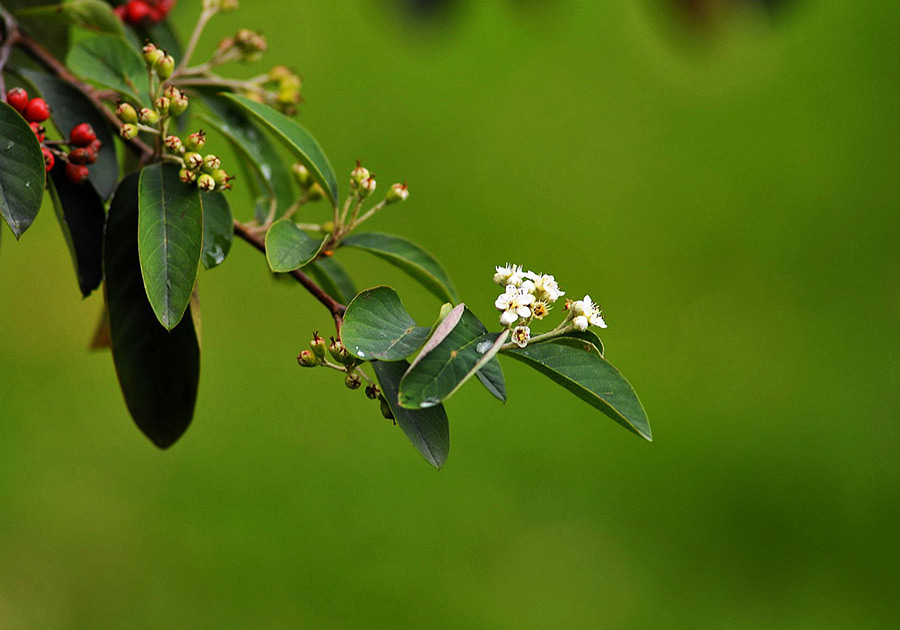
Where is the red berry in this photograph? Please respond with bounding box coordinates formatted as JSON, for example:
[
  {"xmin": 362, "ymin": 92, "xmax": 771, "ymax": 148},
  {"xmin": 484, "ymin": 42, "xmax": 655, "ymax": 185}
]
[
  {"xmin": 30, "ymin": 122, "xmax": 46, "ymax": 143},
  {"xmin": 68, "ymin": 148, "xmax": 90, "ymax": 165},
  {"xmin": 6, "ymin": 87, "xmax": 28, "ymax": 112},
  {"xmin": 125, "ymin": 0, "xmax": 152, "ymax": 24},
  {"xmin": 89, "ymin": 139, "xmax": 103, "ymax": 153},
  {"xmin": 42, "ymin": 148, "xmax": 55, "ymax": 172},
  {"xmin": 69, "ymin": 123, "xmax": 97, "ymax": 147},
  {"xmin": 23, "ymin": 98, "xmax": 51, "ymax": 123},
  {"xmin": 114, "ymin": 5, "xmax": 126, "ymax": 19},
  {"xmin": 65, "ymin": 162, "xmax": 91, "ymax": 184}
]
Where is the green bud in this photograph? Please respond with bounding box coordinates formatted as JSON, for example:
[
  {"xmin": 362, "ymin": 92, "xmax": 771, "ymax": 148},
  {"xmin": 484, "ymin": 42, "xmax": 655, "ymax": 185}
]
[
  {"xmin": 328, "ymin": 338, "xmax": 354, "ymax": 366},
  {"xmin": 179, "ymin": 168, "xmax": 197, "ymax": 184},
  {"xmin": 386, "ymin": 182, "xmax": 409, "ymax": 204},
  {"xmin": 320, "ymin": 220, "xmax": 335, "ymax": 234},
  {"xmin": 292, "ymin": 163, "xmax": 312, "ymax": 189},
  {"xmin": 344, "ymin": 372, "xmax": 362, "ymax": 390},
  {"xmin": 350, "ymin": 161, "xmax": 369, "ymax": 189},
  {"xmin": 297, "ymin": 349, "xmax": 319, "ymax": 367},
  {"xmin": 185, "ymin": 130, "xmax": 206, "ymax": 152},
  {"xmin": 120, "ymin": 124, "xmax": 138, "ymax": 140},
  {"xmin": 358, "ymin": 176, "xmax": 376, "ymax": 199},
  {"xmin": 165, "ymin": 135, "xmax": 183, "ymax": 153},
  {"xmin": 184, "ymin": 152, "xmax": 204, "ymax": 171},
  {"xmin": 116, "ymin": 102, "xmax": 138, "ymax": 124},
  {"xmin": 310, "ymin": 332, "xmax": 327, "ymax": 359},
  {"xmin": 197, "ymin": 173, "xmax": 216, "ymax": 192},
  {"xmin": 306, "ymin": 183, "xmax": 324, "ymax": 202},
  {"xmin": 168, "ymin": 94, "xmax": 189, "ymax": 117},
  {"xmin": 379, "ymin": 396, "xmax": 395, "ymax": 421},
  {"xmin": 365, "ymin": 384, "xmax": 380, "ymax": 400},
  {"xmin": 154, "ymin": 54, "xmax": 175, "ymax": 80},
  {"xmin": 143, "ymin": 43, "xmax": 164, "ymax": 66},
  {"xmin": 212, "ymin": 169, "xmax": 230, "ymax": 188},
  {"xmin": 138, "ymin": 108, "xmax": 159, "ymax": 125},
  {"xmin": 155, "ymin": 97, "xmax": 170, "ymax": 117},
  {"xmin": 203, "ymin": 154, "xmax": 221, "ymax": 172}
]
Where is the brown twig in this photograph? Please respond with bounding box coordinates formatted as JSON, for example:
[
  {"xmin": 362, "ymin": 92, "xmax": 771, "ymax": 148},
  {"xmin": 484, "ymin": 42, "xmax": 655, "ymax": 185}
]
[{"xmin": 233, "ymin": 220, "xmax": 346, "ymax": 330}]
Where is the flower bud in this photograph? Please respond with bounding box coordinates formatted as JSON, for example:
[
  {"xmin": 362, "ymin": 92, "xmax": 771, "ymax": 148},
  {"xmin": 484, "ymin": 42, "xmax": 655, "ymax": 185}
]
[
  {"xmin": 386, "ymin": 182, "xmax": 409, "ymax": 204},
  {"xmin": 310, "ymin": 332, "xmax": 327, "ymax": 359},
  {"xmin": 155, "ymin": 96, "xmax": 170, "ymax": 117},
  {"xmin": 350, "ymin": 160, "xmax": 369, "ymax": 190},
  {"xmin": 179, "ymin": 168, "xmax": 197, "ymax": 184},
  {"xmin": 365, "ymin": 384, "xmax": 380, "ymax": 400},
  {"xmin": 116, "ymin": 102, "xmax": 138, "ymax": 124},
  {"xmin": 184, "ymin": 152, "xmax": 204, "ymax": 171},
  {"xmin": 379, "ymin": 396, "xmax": 395, "ymax": 421},
  {"xmin": 358, "ymin": 176, "xmax": 377, "ymax": 199},
  {"xmin": 320, "ymin": 221, "xmax": 335, "ymax": 234},
  {"xmin": 164, "ymin": 135, "xmax": 183, "ymax": 153},
  {"xmin": 269, "ymin": 65, "xmax": 293, "ymax": 81},
  {"xmin": 143, "ymin": 43, "xmax": 164, "ymax": 66},
  {"xmin": 212, "ymin": 169, "xmax": 231, "ymax": 188},
  {"xmin": 306, "ymin": 183, "xmax": 324, "ymax": 201},
  {"xmin": 154, "ymin": 54, "xmax": 175, "ymax": 80},
  {"xmin": 197, "ymin": 173, "xmax": 216, "ymax": 192},
  {"xmin": 292, "ymin": 163, "xmax": 311, "ymax": 189},
  {"xmin": 297, "ymin": 349, "xmax": 319, "ymax": 367},
  {"xmin": 203, "ymin": 154, "xmax": 221, "ymax": 171},
  {"xmin": 120, "ymin": 124, "xmax": 138, "ymax": 140},
  {"xmin": 185, "ymin": 130, "xmax": 206, "ymax": 151},
  {"xmin": 344, "ymin": 372, "xmax": 362, "ymax": 390},
  {"xmin": 138, "ymin": 108, "xmax": 159, "ymax": 125},
  {"xmin": 328, "ymin": 338, "xmax": 354, "ymax": 366}
]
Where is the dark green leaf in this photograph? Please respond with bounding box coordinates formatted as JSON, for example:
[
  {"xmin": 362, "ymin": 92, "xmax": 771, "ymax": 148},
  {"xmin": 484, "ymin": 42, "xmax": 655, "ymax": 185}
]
[
  {"xmin": 373, "ymin": 360, "xmax": 450, "ymax": 469},
  {"xmin": 503, "ymin": 338, "xmax": 652, "ymax": 441},
  {"xmin": 15, "ymin": 0, "xmax": 126, "ymax": 37},
  {"xmin": 105, "ymin": 174, "xmax": 200, "ymax": 448},
  {"xmin": 341, "ymin": 286, "xmax": 431, "ymax": 361},
  {"xmin": 340, "ymin": 232, "xmax": 459, "ymax": 303},
  {"xmin": 221, "ymin": 93, "xmax": 338, "ymax": 206},
  {"xmin": 138, "ymin": 163, "xmax": 203, "ymax": 330},
  {"xmin": 399, "ymin": 307, "xmax": 507, "ymax": 408},
  {"xmin": 0, "ymin": 101, "xmax": 45, "ymax": 239},
  {"xmin": 48, "ymin": 165, "xmax": 105, "ymax": 297},
  {"xmin": 199, "ymin": 94, "xmax": 294, "ymax": 216},
  {"xmin": 264, "ymin": 219, "xmax": 324, "ymax": 272},
  {"xmin": 21, "ymin": 70, "xmax": 119, "ymax": 199},
  {"xmin": 308, "ymin": 258, "xmax": 357, "ymax": 305},
  {"xmin": 5, "ymin": 0, "xmax": 70, "ymax": 61},
  {"xmin": 137, "ymin": 19, "xmax": 182, "ymax": 60},
  {"xmin": 560, "ymin": 329, "xmax": 605, "ymax": 356},
  {"xmin": 200, "ymin": 192, "xmax": 233, "ymax": 269},
  {"xmin": 66, "ymin": 34, "xmax": 149, "ymax": 102}
]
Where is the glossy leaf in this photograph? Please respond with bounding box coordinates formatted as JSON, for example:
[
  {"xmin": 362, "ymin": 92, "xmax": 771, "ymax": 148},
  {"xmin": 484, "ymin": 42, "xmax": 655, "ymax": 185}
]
[
  {"xmin": 373, "ymin": 360, "xmax": 450, "ymax": 469},
  {"xmin": 560, "ymin": 329, "xmax": 605, "ymax": 356},
  {"xmin": 138, "ymin": 163, "xmax": 203, "ymax": 330},
  {"xmin": 21, "ymin": 70, "xmax": 119, "ymax": 199},
  {"xmin": 503, "ymin": 338, "xmax": 652, "ymax": 441},
  {"xmin": 0, "ymin": 101, "xmax": 45, "ymax": 239},
  {"xmin": 105, "ymin": 174, "xmax": 200, "ymax": 449},
  {"xmin": 308, "ymin": 258, "xmax": 357, "ymax": 305},
  {"xmin": 48, "ymin": 165, "xmax": 105, "ymax": 297},
  {"xmin": 200, "ymin": 192, "xmax": 233, "ymax": 269},
  {"xmin": 222, "ymin": 93, "xmax": 338, "ymax": 206},
  {"xmin": 340, "ymin": 232, "xmax": 459, "ymax": 303},
  {"xmin": 199, "ymin": 94, "xmax": 294, "ymax": 216},
  {"xmin": 264, "ymin": 219, "xmax": 324, "ymax": 272},
  {"xmin": 15, "ymin": 0, "xmax": 126, "ymax": 37},
  {"xmin": 399, "ymin": 307, "xmax": 506, "ymax": 408},
  {"xmin": 67, "ymin": 34, "xmax": 149, "ymax": 102},
  {"xmin": 341, "ymin": 286, "xmax": 431, "ymax": 361},
  {"xmin": 6, "ymin": 0, "xmax": 70, "ymax": 59}
]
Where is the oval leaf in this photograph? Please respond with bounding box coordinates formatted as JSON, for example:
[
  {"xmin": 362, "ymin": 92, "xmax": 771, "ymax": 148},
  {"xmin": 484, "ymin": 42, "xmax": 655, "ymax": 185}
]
[
  {"xmin": 48, "ymin": 165, "xmax": 105, "ymax": 297},
  {"xmin": 67, "ymin": 34, "xmax": 149, "ymax": 102},
  {"xmin": 399, "ymin": 307, "xmax": 507, "ymax": 408},
  {"xmin": 308, "ymin": 258, "xmax": 357, "ymax": 305},
  {"xmin": 0, "ymin": 101, "xmax": 46, "ymax": 239},
  {"xmin": 200, "ymin": 192, "xmax": 233, "ymax": 269},
  {"xmin": 21, "ymin": 70, "xmax": 119, "ymax": 199},
  {"xmin": 15, "ymin": 0, "xmax": 126, "ymax": 37},
  {"xmin": 105, "ymin": 174, "xmax": 200, "ymax": 449},
  {"xmin": 340, "ymin": 232, "xmax": 459, "ymax": 303},
  {"xmin": 221, "ymin": 93, "xmax": 338, "ymax": 206},
  {"xmin": 341, "ymin": 286, "xmax": 431, "ymax": 361},
  {"xmin": 503, "ymin": 338, "xmax": 652, "ymax": 441},
  {"xmin": 373, "ymin": 360, "xmax": 449, "ymax": 469},
  {"xmin": 138, "ymin": 163, "xmax": 203, "ymax": 330},
  {"xmin": 264, "ymin": 219, "xmax": 325, "ymax": 272},
  {"xmin": 560, "ymin": 329, "xmax": 605, "ymax": 356}
]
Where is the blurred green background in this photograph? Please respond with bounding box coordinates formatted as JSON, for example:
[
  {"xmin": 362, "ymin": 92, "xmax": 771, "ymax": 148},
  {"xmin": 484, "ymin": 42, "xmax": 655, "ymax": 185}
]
[{"xmin": 2, "ymin": 0, "xmax": 899, "ymax": 627}]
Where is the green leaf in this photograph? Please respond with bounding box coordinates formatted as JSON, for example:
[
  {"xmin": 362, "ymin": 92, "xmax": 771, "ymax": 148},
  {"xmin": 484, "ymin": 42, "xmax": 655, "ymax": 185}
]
[
  {"xmin": 0, "ymin": 101, "xmax": 46, "ymax": 239},
  {"xmin": 138, "ymin": 163, "xmax": 203, "ymax": 330},
  {"xmin": 200, "ymin": 192, "xmax": 233, "ymax": 269},
  {"xmin": 308, "ymin": 258, "xmax": 357, "ymax": 305},
  {"xmin": 340, "ymin": 232, "xmax": 459, "ymax": 303},
  {"xmin": 221, "ymin": 93, "xmax": 338, "ymax": 206},
  {"xmin": 341, "ymin": 286, "xmax": 431, "ymax": 361},
  {"xmin": 138, "ymin": 18, "xmax": 182, "ymax": 59},
  {"xmin": 199, "ymin": 94, "xmax": 294, "ymax": 217},
  {"xmin": 373, "ymin": 360, "xmax": 450, "ymax": 469},
  {"xmin": 15, "ymin": 0, "xmax": 126, "ymax": 37},
  {"xmin": 20, "ymin": 69, "xmax": 119, "ymax": 199},
  {"xmin": 399, "ymin": 307, "xmax": 507, "ymax": 408},
  {"xmin": 264, "ymin": 219, "xmax": 324, "ymax": 272},
  {"xmin": 503, "ymin": 338, "xmax": 652, "ymax": 441},
  {"xmin": 105, "ymin": 174, "xmax": 200, "ymax": 449},
  {"xmin": 67, "ymin": 34, "xmax": 149, "ymax": 102},
  {"xmin": 5, "ymin": 0, "xmax": 71, "ymax": 60},
  {"xmin": 48, "ymin": 165, "xmax": 105, "ymax": 297},
  {"xmin": 560, "ymin": 329, "xmax": 605, "ymax": 356}
]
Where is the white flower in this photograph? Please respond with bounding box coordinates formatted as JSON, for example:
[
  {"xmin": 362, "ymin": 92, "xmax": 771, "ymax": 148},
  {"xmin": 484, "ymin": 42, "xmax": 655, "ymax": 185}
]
[
  {"xmin": 511, "ymin": 325, "xmax": 531, "ymax": 348},
  {"xmin": 571, "ymin": 294, "xmax": 607, "ymax": 331},
  {"xmin": 495, "ymin": 284, "xmax": 535, "ymax": 326},
  {"xmin": 530, "ymin": 273, "xmax": 564, "ymax": 303},
  {"xmin": 493, "ymin": 263, "xmax": 525, "ymax": 287}
]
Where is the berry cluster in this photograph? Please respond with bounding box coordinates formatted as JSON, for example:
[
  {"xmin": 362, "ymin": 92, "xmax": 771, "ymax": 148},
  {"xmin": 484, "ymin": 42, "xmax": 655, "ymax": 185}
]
[
  {"xmin": 5, "ymin": 88, "xmax": 102, "ymax": 184},
  {"xmin": 114, "ymin": 0, "xmax": 175, "ymax": 25},
  {"xmin": 167, "ymin": 130, "xmax": 233, "ymax": 193}
]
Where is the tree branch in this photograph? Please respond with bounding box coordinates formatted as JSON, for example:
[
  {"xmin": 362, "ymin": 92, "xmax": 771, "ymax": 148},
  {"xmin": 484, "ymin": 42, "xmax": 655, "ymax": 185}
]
[{"xmin": 233, "ymin": 220, "xmax": 346, "ymax": 331}]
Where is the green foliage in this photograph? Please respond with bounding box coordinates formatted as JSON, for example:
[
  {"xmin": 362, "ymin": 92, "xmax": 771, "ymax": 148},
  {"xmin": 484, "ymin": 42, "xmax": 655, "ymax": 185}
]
[
  {"xmin": 67, "ymin": 34, "xmax": 149, "ymax": 102},
  {"xmin": 264, "ymin": 219, "xmax": 325, "ymax": 272},
  {"xmin": 308, "ymin": 258, "xmax": 357, "ymax": 305},
  {"xmin": 0, "ymin": 101, "xmax": 45, "ymax": 239},
  {"xmin": 200, "ymin": 192, "xmax": 233, "ymax": 269},
  {"xmin": 341, "ymin": 286, "xmax": 431, "ymax": 361},
  {"xmin": 14, "ymin": 0, "xmax": 126, "ymax": 37}
]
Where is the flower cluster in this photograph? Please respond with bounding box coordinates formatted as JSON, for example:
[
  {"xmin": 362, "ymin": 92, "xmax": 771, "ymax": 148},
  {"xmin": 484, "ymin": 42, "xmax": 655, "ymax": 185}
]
[{"xmin": 493, "ymin": 263, "xmax": 606, "ymax": 348}]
